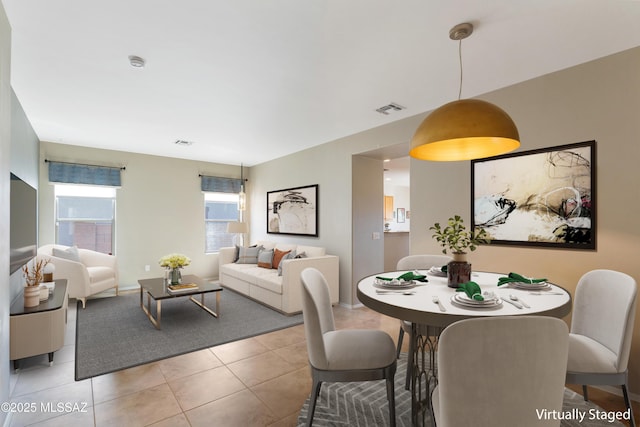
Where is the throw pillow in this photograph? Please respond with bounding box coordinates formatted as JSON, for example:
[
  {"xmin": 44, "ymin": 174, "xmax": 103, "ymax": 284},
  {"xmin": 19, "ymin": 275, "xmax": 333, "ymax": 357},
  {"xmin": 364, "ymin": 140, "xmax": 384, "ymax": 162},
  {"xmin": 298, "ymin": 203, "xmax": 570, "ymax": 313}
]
[
  {"xmin": 52, "ymin": 246, "xmax": 81, "ymax": 262},
  {"xmin": 236, "ymin": 245, "xmax": 263, "ymax": 264},
  {"xmin": 257, "ymin": 249, "xmax": 274, "ymax": 269},
  {"xmin": 295, "ymin": 251, "xmax": 307, "ymax": 259},
  {"xmin": 272, "ymin": 249, "xmax": 291, "ymax": 270},
  {"xmin": 277, "ymin": 251, "xmax": 296, "ymax": 276}
]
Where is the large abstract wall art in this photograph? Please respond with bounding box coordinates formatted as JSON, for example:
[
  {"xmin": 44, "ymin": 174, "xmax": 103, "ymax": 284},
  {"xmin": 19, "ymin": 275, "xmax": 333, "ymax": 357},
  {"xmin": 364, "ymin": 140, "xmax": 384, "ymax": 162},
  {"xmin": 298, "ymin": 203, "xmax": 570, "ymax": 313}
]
[
  {"xmin": 267, "ymin": 184, "xmax": 318, "ymax": 237},
  {"xmin": 471, "ymin": 141, "xmax": 595, "ymax": 249}
]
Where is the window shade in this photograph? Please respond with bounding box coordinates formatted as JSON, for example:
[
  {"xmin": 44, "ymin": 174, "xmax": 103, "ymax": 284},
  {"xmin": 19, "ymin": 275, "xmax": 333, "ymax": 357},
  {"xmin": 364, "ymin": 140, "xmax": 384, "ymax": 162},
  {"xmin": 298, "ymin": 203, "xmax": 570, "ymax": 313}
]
[
  {"xmin": 47, "ymin": 161, "xmax": 122, "ymax": 187},
  {"xmin": 200, "ymin": 175, "xmax": 242, "ymax": 193}
]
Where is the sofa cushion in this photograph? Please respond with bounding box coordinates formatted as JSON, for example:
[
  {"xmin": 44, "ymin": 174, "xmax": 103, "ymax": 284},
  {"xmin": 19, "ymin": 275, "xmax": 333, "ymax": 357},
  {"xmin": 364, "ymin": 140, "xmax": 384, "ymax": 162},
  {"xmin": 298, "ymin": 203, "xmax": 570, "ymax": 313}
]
[
  {"xmin": 256, "ymin": 240, "xmax": 276, "ymax": 250},
  {"xmin": 278, "ymin": 251, "xmax": 296, "ymax": 276},
  {"xmin": 272, "ymin": 249, "xmax": 291, "ymax": 270},
  {"xmin": 236, "ymin": 245, "xmax": 263, "ymax": 264},
  {"xmin": 257, "ymin": 249, "xmax": 274, "ymax": 269},
  {"xmin": 274, "ymin": 243, "xmax": 297, "ymax": 253},
  {"xmin": 52, "ymin": 245, "xmax": 80, "ymax": 262},
  {"xmin": 87, "ymin": 266, "xmax": 115, "ymax": 283}
]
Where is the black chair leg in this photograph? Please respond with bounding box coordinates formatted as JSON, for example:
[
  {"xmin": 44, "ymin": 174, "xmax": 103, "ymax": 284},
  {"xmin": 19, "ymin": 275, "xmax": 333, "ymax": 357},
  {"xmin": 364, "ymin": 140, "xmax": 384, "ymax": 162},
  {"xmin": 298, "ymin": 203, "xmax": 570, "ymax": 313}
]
[
  {"xmin": 396, "ymin": 327, "xmax": 404, "ymax": 359},
  {"xmin": 386, "ymin": 374, "xmax": 396, "ymax": 427},
  {"xmin": 306, "ymin": 378, "xmax": 322, "ymax": 427},
  {"xmin": 405, "ymin": 329, "xmax": 414, "ymax": 390},
  {"xmin": 622, "ymin": 384, "xmax": 635, "ymax": 427},
  {"xmin": 582, "ymin": 385, "xmax": 589, "ymax": 401}
]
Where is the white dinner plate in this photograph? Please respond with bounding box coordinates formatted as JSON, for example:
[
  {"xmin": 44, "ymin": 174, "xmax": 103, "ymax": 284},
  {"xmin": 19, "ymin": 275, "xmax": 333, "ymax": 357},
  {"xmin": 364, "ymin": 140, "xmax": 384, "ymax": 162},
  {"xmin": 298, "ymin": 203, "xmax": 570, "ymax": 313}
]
[
  {"xmin": 374, "ymin": 280, "xmax": 416, "ymax": 290},
  {"xmin": 451, "ymin": 294, "xmax": 503, "ymax": 309},
  {"xmin": 428, "ymin": 266, "xmax": 447, "ymax": 277},
  {"xmin": 511, "ymin": 282, "xmax": 551, "ymax": 290}
]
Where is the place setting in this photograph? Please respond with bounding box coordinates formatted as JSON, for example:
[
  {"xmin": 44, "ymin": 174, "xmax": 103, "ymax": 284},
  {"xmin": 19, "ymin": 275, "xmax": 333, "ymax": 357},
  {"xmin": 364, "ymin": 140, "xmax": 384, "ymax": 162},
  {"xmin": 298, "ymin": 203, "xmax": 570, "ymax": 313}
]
[
  {"xmin": 373, "ymin": 271, "xmax": 427, "ymax": 294},
  {"xmin": 497, "ymin": 271, "xmax": 552, "ymax": 291},
  {"xmin": 450, "ymin": 281, "xmax": 503, "ymax": 310}
]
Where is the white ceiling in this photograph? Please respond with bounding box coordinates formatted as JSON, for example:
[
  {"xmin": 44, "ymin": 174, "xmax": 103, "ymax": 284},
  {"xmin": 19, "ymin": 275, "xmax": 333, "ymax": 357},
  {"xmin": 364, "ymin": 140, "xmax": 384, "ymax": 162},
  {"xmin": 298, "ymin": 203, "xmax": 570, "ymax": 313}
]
[{"xmin": 3, "ymin": 0, "xmax": 640, "ymax": 166}]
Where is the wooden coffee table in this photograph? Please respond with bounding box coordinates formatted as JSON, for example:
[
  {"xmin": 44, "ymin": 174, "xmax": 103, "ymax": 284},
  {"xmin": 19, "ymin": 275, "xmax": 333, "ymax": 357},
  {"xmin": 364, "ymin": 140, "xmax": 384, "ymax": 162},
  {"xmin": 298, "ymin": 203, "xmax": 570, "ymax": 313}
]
[{"xmin": 138, "ymin": 274, "xmax": 222, "ymax": 329}]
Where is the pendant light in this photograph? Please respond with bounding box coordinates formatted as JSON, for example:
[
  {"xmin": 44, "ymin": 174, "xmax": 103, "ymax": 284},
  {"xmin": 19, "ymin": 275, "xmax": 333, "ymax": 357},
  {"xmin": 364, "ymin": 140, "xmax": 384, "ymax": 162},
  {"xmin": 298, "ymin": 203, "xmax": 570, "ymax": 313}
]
[
  {"xmin": 238, "ymin": 163, "xmax": 246, "ymax": 211},
  {"xmin": 409, "ymin": 23, "xmax": 520, "ymax": 161}
]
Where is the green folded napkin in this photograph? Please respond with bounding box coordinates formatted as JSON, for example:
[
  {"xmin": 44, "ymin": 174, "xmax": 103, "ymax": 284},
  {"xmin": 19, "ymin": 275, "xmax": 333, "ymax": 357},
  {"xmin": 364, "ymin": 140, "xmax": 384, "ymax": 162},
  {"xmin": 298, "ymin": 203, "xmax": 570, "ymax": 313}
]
[
  {"xmin": 456, "ymin": 281, "xmax": 484, "ymax": 301},
  {"xmin": 497, "ymin": 272, "xmax": 547, "ymax": 286},
  {"xmin": 441, "ymin": 265, "xmax": 448, "ymax": 273},
  {"xmin": 375, "ymin": 271, "xmax": 428, "ymax": 282}
]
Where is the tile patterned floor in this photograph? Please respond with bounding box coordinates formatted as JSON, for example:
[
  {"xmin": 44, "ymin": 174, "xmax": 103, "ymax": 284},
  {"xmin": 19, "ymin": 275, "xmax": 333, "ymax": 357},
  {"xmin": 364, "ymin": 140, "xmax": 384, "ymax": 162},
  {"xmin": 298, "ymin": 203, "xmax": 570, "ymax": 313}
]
[{"xmin": 7, "ymin": 295, "xmax": 639, "ymax": 426}]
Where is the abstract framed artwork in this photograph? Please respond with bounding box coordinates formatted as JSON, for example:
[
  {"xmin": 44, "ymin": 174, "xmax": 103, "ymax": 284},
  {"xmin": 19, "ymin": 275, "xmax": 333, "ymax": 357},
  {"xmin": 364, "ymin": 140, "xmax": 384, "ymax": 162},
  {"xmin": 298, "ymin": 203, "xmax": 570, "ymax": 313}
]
[
  {"xmin": 267, "ymin": 184, "xmax": 318, "ymax": 236},
  {"xmin": 471, "ymin": 140, "xmax": 596, "ymax": 249}
]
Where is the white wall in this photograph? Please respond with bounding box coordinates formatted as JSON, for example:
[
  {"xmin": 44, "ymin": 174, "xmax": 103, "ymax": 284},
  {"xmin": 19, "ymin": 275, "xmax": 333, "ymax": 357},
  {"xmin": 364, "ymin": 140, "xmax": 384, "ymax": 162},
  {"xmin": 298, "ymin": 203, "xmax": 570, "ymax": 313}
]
[
  {"xmin": 38, "ymin": 142, "xmax": 245, "ymax": 287},
  {"xmin": 0, "ymin": 4, "xmax": 11, "ymax": 424}
]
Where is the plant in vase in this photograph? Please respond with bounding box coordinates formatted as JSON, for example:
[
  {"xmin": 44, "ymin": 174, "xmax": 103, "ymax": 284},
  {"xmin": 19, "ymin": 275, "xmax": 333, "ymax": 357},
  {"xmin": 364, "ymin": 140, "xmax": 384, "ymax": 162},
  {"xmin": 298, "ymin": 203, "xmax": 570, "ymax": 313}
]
[
  {"xmin": 22, "ymin": 258, "xmax": 50, "ymax": 307},
  {"xmin": 430, "ymin": 215, "xmax": 488, "ymax": 287},
  {"xmin": 159, "ymin": 253, "xmax": 191, "ymax": 285}
]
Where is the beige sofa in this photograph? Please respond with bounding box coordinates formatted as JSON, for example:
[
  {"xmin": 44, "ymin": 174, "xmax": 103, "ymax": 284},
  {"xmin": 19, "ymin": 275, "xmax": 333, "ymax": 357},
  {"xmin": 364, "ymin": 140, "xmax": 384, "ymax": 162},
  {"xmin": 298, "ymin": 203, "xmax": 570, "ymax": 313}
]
[
  {"xmin": 37, "ymin": 244, "xmax": 119, "ymax": 308},
  {"xmin": 218, "ymin": 240, "xmax": 339, "ymax": 314}
]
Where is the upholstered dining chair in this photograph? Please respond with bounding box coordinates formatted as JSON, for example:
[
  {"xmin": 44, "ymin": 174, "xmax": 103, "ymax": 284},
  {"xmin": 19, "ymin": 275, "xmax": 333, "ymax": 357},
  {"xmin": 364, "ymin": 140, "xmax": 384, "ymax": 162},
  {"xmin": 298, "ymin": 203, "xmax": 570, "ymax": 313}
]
[
  {"xmin": 300, "ymin": 267, "xmax": 397, "ymax": 427},
  {"xmin": 433, "ymin": 316, "xmax": 569, "ymax": 427},
  {"xmin": 395, "ymin": 254, "xmax": 452, "ymax": 389},
  {"xmin": 565, "ymin": 269, "xmax": 637, "ymax": 427}
]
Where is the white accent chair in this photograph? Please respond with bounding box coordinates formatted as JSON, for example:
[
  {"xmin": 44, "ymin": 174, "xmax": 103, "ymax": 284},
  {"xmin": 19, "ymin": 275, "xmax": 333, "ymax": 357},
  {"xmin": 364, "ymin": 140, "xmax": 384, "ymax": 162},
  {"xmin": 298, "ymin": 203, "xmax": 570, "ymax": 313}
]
[
  {"xmin": 565, "ymin": 269, "xmax": 637, "ymax": 427},
  {"xmin": 38, "ymin": 244, "xmax": 119, "ymax": 308},
  {"xmin": 300, "ymin": 268, "xmax": 397, "ymax": 427},
  {"xmin": 433, "ymin": 316, "xmax": 569, "ymax": 427},
  {"xmin": 395, "ymin": 254, "xmax": 452, "ymax": 389}
]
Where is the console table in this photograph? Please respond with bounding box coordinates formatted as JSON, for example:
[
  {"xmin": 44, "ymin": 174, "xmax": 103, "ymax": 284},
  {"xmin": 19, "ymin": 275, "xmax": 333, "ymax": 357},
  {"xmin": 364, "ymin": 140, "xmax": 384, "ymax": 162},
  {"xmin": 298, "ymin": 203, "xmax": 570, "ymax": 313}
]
[{"xmin": 10, "ymin": 280, "xmax": 68, "ymax": 370}]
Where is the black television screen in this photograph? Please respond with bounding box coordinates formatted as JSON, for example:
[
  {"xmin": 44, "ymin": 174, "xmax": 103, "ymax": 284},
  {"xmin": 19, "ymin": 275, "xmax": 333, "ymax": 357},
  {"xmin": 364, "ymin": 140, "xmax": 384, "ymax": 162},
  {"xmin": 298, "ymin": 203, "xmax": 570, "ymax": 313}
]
[{"xmin": 10, "ymin": 173, "xmax": 37, "ymax": 275}]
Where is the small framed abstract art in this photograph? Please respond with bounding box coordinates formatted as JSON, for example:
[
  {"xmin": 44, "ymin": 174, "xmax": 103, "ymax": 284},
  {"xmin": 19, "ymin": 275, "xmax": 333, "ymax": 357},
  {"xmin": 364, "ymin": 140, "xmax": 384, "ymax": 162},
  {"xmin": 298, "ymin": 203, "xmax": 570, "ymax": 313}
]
[
  {"xmin": 471, "ymin": 140, "xmax": 596, "ymax": 249},
  {"xmin": 267, "ymin": 184, "xmax": 318, "ymax": 237}
]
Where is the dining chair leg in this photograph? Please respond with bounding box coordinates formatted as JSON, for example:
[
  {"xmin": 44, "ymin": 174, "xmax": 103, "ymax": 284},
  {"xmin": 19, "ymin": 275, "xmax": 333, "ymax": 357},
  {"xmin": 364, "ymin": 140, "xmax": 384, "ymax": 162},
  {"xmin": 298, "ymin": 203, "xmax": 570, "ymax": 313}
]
[
  {"xmin": 582, "ymin": 385, "xmax": 589, "ymax": 401},
  {"xmin": 405, "ymin": 328, "xmax": 414, "ymax": 390},
  {"xmin": 385, "ymin": 366, "xmax": 397, "ymax": 427},
  {"xmin": 306, "ymin": 376, "xmax": 322, "ymax": 427},
  {"xmin": 396, "ymin": 327, "xmax": 404, "ymax": 359},
  {"xmin": 622, "ymin": 384, "xmax": 635, "ymax": 427}
]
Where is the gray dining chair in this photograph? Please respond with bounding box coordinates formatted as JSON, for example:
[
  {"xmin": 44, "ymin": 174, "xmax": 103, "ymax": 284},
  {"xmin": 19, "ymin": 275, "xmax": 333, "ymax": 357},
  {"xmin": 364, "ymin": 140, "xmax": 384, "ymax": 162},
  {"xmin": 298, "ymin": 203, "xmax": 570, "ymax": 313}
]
[
  {"xmin": 395, "ymin": 254, "xmax": 452, "ymax": 389},
  {"xmin": 565, "ymin": 269, "xmax": 637, "ymax": 427},
  {"xmin": 300, "ymin": 267, "xmax": 397, "ymax": 427},
  {"xmin": 433, "ymin": 316, "xmax": 569, "ymax": 427}
]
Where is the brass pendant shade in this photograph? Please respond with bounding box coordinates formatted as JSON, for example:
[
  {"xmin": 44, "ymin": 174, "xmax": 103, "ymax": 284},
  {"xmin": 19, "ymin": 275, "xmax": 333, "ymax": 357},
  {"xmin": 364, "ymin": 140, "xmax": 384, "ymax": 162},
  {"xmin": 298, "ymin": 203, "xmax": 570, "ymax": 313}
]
[{"xmin": 409, "ymin": 99, "xmax": 520, "ymax": 161}]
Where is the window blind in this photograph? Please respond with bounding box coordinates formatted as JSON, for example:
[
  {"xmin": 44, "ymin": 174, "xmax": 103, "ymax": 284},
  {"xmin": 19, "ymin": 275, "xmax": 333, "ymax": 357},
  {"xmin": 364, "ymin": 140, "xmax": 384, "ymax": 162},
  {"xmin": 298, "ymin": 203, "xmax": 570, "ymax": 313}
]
[{"xmin": 200, "ymin": 175, "xmax": 242, "ymax": 193}]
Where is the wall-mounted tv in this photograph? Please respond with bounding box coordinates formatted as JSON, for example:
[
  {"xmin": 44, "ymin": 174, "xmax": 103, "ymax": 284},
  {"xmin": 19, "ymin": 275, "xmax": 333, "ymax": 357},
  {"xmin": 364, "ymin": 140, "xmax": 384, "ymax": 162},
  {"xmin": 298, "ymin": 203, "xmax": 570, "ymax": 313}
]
[{"xmin": 10, "ymin": 173, "xmax": 37, "ymax": 274}]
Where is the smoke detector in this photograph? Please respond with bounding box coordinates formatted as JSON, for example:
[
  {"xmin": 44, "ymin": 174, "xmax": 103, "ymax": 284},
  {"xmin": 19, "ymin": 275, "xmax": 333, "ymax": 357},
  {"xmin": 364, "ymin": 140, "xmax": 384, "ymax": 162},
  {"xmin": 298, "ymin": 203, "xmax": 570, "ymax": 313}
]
[{"xmin": 128, "ymin": 55, "xmax": 146, "ymax": 68}]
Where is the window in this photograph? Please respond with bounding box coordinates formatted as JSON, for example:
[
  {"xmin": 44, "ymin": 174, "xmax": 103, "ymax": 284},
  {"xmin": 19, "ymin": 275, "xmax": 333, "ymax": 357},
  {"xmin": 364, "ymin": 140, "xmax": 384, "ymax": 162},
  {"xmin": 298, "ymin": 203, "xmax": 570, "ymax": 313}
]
[
  {"xmin": 55, "ymin": 184, "xmax": 116, "ymax": 254},
  {"xmin": 205, "ymin": 192, "xmax": 239, "ymax": 253}
]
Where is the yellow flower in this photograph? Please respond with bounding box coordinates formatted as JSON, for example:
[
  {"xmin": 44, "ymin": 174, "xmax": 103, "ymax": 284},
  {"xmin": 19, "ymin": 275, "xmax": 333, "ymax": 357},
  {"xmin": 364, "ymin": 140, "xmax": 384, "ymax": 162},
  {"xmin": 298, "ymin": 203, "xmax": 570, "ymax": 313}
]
[{"xmin": 158, "ymin": 253, "xmax": 191, "ymax": 269}]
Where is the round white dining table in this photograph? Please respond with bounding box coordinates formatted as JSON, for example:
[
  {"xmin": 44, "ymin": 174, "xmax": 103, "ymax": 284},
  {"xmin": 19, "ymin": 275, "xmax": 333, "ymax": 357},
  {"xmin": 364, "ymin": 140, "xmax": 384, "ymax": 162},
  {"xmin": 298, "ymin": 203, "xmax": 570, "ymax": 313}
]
[{"xmin": 357, "ymin": 269, "xmax": 573, "ymax": 427}]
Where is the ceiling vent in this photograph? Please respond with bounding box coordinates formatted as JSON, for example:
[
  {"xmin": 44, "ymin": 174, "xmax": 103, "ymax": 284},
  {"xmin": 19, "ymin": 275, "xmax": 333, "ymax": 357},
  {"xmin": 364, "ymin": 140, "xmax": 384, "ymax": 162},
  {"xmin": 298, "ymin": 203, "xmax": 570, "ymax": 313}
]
[
  {"xmin": 174, "ymin": 140, "xmax": 194, "ymax": 146},
  {"xmin": 375, "ymin": 102, "xmax": 406, "ymax": 115}
]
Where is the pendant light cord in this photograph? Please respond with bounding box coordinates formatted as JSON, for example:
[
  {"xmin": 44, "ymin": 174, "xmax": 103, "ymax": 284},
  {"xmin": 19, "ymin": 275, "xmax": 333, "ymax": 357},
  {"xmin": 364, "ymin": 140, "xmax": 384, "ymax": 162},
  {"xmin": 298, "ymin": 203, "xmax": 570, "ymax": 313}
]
[{"xmin": 457, "ymin": 39, "xmax": 464, "ymax": 100}]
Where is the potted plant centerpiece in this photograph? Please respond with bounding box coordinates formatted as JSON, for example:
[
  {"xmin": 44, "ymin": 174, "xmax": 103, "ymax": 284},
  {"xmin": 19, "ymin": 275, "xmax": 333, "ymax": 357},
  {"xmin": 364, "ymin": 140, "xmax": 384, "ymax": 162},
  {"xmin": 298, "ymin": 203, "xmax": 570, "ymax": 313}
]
[
  {"xmin": 159, "ymin": 253, "xmax": 191, "ymax": 285},
  {"xmin": 430, "ymin": 215, "xmax": 488, "ymax": 288}
]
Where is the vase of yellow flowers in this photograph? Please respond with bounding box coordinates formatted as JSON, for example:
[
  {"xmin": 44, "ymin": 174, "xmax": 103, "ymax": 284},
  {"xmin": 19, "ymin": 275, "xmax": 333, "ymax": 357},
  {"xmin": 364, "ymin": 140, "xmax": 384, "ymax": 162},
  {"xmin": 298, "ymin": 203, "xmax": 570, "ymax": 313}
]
[
  {"xmin": 22, "ymin": 258, "xmax": 50, "ymax": 307},
  {"xmin": 430, "ymin": 215, "xmax": 488, "ymax": 288},
  {"xmin": 159, "ymin": 253, "xmax": 191, "ymax": 285}
]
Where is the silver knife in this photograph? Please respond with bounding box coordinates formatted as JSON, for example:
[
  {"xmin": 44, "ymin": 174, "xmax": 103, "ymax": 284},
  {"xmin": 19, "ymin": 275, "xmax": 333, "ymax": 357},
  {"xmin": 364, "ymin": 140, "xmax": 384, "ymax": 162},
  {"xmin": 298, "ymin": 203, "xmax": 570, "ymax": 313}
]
[{"xmin": 501, "ymin": 297, "xmax": 523, "ymax": 309}]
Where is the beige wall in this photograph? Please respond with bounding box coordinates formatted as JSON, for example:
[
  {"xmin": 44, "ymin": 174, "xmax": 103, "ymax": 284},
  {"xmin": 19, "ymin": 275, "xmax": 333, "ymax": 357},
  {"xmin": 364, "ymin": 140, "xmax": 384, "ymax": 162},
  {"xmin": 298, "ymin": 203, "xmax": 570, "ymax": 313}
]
[{"xmin": 38, "ymin": 142, "xmax": 245, "ymax": 287}]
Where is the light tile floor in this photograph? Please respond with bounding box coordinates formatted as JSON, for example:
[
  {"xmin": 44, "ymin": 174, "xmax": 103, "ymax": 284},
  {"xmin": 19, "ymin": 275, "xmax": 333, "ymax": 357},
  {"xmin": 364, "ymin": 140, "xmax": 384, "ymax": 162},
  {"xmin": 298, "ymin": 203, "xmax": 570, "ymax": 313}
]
[{"xmin": 7, "ymin": 295, "xmax": 638, "ymax": 426}]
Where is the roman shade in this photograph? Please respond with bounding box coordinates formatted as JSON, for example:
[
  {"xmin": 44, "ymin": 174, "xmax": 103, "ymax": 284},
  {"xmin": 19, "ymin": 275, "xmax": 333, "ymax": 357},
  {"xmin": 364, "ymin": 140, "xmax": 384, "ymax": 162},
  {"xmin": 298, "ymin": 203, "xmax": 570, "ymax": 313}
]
[
  {"xmin": 47, "ymin": 161, "xmax": 122, "ymax": 187},
  {"xmin": 200, "ymin": 175, "xmax": 242, "ymax": 193}
]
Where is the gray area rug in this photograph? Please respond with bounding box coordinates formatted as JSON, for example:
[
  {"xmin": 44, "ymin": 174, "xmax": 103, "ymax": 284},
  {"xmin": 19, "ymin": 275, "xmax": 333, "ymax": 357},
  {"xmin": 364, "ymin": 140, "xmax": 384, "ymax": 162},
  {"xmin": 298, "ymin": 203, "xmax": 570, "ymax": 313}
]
[
  {"xmin": 297, "ymin": 356, "xmax": 625, "ymax": 427},
  {"xmin": 75, "ymin": 288, "xmax": 302, "ymax": 380}
]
